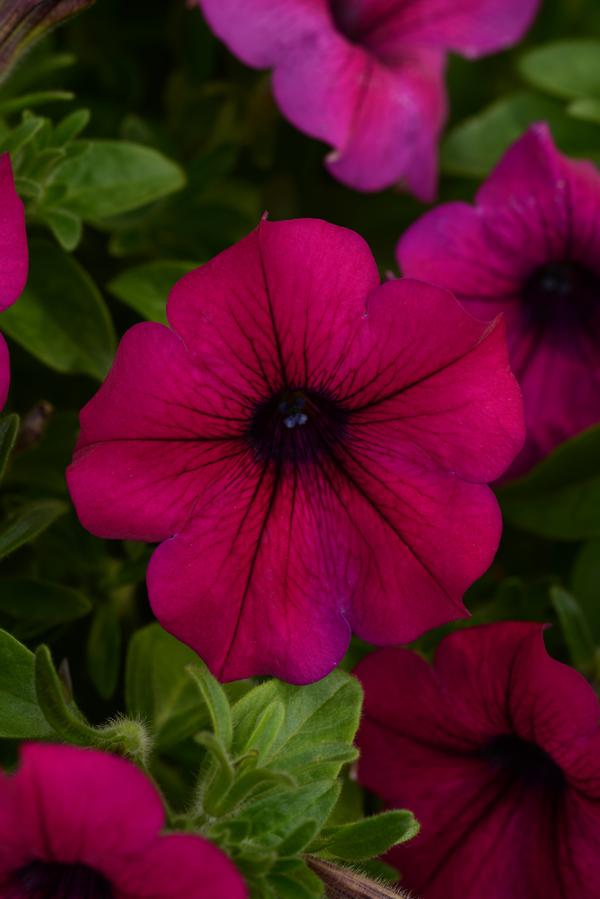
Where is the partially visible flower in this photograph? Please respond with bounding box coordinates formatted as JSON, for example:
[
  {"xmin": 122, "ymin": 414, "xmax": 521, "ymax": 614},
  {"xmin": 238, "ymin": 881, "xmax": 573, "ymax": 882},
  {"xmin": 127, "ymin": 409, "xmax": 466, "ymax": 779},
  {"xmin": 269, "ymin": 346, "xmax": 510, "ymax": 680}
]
[
  {"xmin": 68, "ymin": 218, "xmax": 524, "ymax": 684},
  {"xmin": 196, "ymin": 0, "xmax": 539, "ymax": 198},
  {"xmin": 398, "ymin": 124, "xmax": 600, "ymax": 475},
  {"xmin": 0, "ymin": 0, "xmax": 95, "ymax": 80},
  {"xmin": 356, "ymin": 622, "xmax": 600, "ymax": 899},
  {"xmin": 0, "ymin": 153, "xmax": 28, "ymax": 410},
  {"xmin": 0, "ymin": 742, "xmax": 247, "ymax": 898}
]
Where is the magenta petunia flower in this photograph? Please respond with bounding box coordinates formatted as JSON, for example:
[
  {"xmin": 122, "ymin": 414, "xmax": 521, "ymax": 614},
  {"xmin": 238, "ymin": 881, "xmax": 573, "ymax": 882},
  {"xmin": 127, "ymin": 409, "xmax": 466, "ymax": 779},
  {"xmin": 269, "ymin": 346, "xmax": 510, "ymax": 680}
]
[
  {"xmin": 0, "ymin": 742, "xmax": 246, "ymax": 898},
  {"xmin": 0, "ymin": 153, "xmax": 28, "ymax": 410},
  {"xmin": 398, "ymin": 124, "xmax": 600, "ymax": 475},
  {"xmin": 196, "ymin": 0, "xmax": 539, "ymax": 199},
  {"xmin": 67, "ymin": 218, "xmax": 524, "ymax": 684},
  {"xmin": 355, "ymin": 622, "xmax": 600, "ymax": 899}
]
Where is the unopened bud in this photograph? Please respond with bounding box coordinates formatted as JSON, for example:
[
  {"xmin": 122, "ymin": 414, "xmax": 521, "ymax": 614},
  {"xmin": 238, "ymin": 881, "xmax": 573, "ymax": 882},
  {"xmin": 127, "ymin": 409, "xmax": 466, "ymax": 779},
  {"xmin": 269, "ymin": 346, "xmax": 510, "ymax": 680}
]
[
  {"xmin": 0, "ymin": 0, "xmax": 96, "ymax": 80},
  {"xmin": 308, "ymin": 857, "xmax": 412, "ymax": 898}
]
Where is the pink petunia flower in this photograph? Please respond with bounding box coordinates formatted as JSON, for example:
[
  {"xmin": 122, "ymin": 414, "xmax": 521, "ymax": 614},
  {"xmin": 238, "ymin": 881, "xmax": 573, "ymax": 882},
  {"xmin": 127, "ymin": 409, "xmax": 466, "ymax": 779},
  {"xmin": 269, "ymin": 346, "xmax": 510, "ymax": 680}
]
[
  {"xmin": 196, "ymin": 0, "xmax": 539, "ymax": 199},
  {"xmin": 0, "ymin": 153, "xmax": 28, "ymax": 411},
  {"xmin": 0, "ymin": 742, "xmax": 247, "ymax": 898},
  {"xmin": 67, "ymin": 218, "xmax": 524, "ymax": 684},
  {"xmin": 355, "ymin": 621, "xmax": 600, "ymax": 899},
  {"xmin": 398, "ymin": 124, "xmax": 600, "ymax": 475}
]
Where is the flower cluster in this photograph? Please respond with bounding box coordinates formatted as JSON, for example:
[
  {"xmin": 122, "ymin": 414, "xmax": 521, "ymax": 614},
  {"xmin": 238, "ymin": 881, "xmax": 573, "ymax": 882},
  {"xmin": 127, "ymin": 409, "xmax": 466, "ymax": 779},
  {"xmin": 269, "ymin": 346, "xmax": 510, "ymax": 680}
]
[
  {"xmin": 399, "ymin": 124, "xmax": 600, "ymax": 475},
  {"xmin": 67, "ymin": 217, "xmax": 524, "ymax": 683},
  {"xmin": 0, "ymin": 742, "xmax": 246, "ymax": 898},
  {"xmin": 2, "ymin": 1, "xmax": 600, "ymax": 898},
  {"xmin": 196, "ymin": 0, "xmax": 539, "ymax": 197},
  {"xmin": 356, "ymin": 622, "xmax": 600, "ymax": 899}
]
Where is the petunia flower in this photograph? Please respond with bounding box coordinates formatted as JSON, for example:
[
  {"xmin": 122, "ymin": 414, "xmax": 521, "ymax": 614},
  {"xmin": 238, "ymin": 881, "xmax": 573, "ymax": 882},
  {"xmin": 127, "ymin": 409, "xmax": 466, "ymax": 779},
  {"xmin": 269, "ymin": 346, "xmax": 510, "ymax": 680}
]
[
  {"xmin": 0, "ymin": 153, "xmax": 28, "ymax": 410},
  {"xmin": 355, "ymin": 621, "xmax": 600, "ymax": 899},
  {"xmin": 398, "ymin": 124, "xmax": 600, "ymax": 475},
  {"xmin": 67, "ymin": 218, "xmax": 524, "ymax": 684},
  {"xmin": 196, "ymin": 0, "xmax": 539, "ymax": 199},
  {"xmin": 0, "ymin": 742, "xmax": 247, "ymax": 898}
]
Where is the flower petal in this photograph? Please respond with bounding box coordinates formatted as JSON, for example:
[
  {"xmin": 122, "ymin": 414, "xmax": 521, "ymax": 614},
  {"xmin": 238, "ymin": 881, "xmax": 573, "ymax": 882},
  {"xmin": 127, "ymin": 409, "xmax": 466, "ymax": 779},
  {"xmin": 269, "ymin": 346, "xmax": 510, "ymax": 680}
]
[
  {"xmin": 167, "ymin": 218, "xmax": 380, "ymax": 389},
  {"xmin": 0, "ymin": 154, "xmax": 28, "ymax": 313},
  {"xmin": 397, "ymin": 201, "xmax": 522, "ymax": 309},
  {"xmin": 197, "ymin": 0, "xmax": 328, "ymax": 68},
  {"xmin": 334, "ymin": 0, "xmax": 540, "ymax": 59},
  {"xmin": 68, "ymin": 322, "xmax": 250, "ymax": 541},
  {"xmin": 117, "ymin": 834, "xmax": 247, "ymax": 899},
  {"xmin": 346, "ymin": 279, "xmax": 524, "ymax": 482},
  {"xmin": 148, "ymin": 463, "xmax": 352, "ymax": 684},
  {"xmin": 340, "ymin": 449, "xmax": 500, "ymax": 643},
  {"xmin": 9, "ymin": 744, "xmax": 164, "ymax": 872},
  {"xmin": 321, "ymin": 47, "xmax": 446, "ymax": 197}
]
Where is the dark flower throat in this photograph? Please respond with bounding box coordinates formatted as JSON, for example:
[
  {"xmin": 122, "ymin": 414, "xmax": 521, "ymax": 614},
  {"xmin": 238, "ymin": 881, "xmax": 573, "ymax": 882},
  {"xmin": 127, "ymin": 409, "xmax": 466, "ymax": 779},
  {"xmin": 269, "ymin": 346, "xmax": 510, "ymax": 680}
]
[
  {"xmin": 522, "ymin": 261, "xmax": 600, "ymax": 331},
  {"xmin": 480, "ymin": 734, "xmax": 566, "ymax": 791},
  {"xmin": 248, "ymin": 387, "xmax": 348, "ymax": 464},
  {"xmin": 11, "ymin": 861, "xmax": 114, "ymax": 898}
]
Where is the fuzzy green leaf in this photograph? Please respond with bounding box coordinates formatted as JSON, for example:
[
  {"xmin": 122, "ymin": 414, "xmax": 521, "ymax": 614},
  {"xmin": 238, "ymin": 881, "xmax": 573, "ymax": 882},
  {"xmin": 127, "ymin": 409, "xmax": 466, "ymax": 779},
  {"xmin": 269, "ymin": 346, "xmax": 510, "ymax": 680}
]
[
  {"xmin": 232, "ymin": 669, "xmax": 363, "ymax": 783},
  {"xmin": 311, "ymin": 811, "xmax": 419, "ymax": 862},
  {"xmin": 125, "ymin": 624, "xmax": 212, "ymax": 747}
]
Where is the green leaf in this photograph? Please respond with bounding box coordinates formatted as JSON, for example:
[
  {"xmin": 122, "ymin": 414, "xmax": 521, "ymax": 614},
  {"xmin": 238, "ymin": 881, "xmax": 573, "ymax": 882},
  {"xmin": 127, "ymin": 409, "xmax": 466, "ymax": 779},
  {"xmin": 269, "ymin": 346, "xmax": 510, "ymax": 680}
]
[
  {"xmin": 571, "ymin": 540, "xmax": 600, "ymax": 641},
  {"xmin": 0, "ymin": 578, "xmax": 91, "ymax": 640},
  {"xmin": 34, "ymin": 644, "xmax": 99, "ymax": 744},
  {"xmin": 237, "ymin": 780, "xmax": 341, "ymax": 843},
  {"xmin": 569, "ymin": 97, "xmax": 600, "ymax": 124},
  {"xmin": 0, "ymin": 499, "xmax": 67, "ymax": 559},
  {"xmin": 520, "ymin": 41, "xmax": 600, "ymax": 101},
  {"xmin": 187, "ymin": 662, "xmax": 233, "ymax": 751},
  {"xmin": 550, "ymin": 586, "xmax": 596, "ymax": 673},
  {"xmin": 0, "ymin": 630, "xmax": 53, "ymax": 738},
  {"xmin": 53, "ymin": 108, "xmax": 90, "ymax": 145},
  {"xmin": 232, "ymin": 669, "xmax": 363, "ymax": 783},
  {"xmin": 310, "ymin": 811, "xmax": 419, "ymax": 862},
  {"xmin": 125, "ymin": 623, "xmax": 211, "ymax": 747},
  {"xmin": 108, "ymin": 260, "xmax": 199, "ymax": 324},
  {"xmin": 40, "ymin": 207, "xmax": 82, "ymax": 251},
  {"xmin": 47, "ymin": 140, "xmax": 185, "ymax": 220},
  {"xmin": 0, "ymin": 114, "xmax": 45, "ymax": 154},
  {"xmin": 0, "ymin": 413, "xmax": 19, "ymax": 481},
  {"xmin": 0, "ymin": 239, "xmax": 115, "ymax": 380},
  {"xmin": 0, "ymin": 91, "xmax": 74, "ymax": 115},
  {"xmin": 268, "ymin": 859, "xmax": 324, "ymax": 899},
  {"xmin": 441, "ymin": 92, "xmax": 600, "ymax": 178},
  {"xmin": 87, "ymin": 604, "xmax": 122, "ymax": 699},
  {"xmin": 501, "ymin": 425, "xmax": 600, "ymax": 540}
]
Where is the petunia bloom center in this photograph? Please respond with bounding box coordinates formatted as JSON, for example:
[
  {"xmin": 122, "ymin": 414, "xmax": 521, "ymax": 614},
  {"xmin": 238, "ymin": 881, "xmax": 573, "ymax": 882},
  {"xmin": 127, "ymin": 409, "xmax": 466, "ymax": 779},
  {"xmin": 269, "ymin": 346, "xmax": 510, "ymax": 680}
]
[
  {"xmin": 480, "ymin": 734, "xmax": 566, "ymax": 791},
  {"xmin": 248, "ymin": 387, "xmax": 348, "ymax": 464},
  {"xmin": 522, "ymin": 261, "xmax": 600, "ymax": 332},
  {"xmin": 12, "ymin": 860, "xmax": 114, "ymax": 898}
]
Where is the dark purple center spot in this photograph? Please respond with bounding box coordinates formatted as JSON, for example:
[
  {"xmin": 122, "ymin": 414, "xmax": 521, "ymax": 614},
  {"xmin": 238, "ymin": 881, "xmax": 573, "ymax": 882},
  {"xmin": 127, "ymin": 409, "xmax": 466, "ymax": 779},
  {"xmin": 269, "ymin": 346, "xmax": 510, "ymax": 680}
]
[
  {"xmin": 248, "ymin": 388, "xmax": 348, "ymax": 464},
  {"xmin": 11, "ymin": 861, "xmax": 114, "ymax": 899},
  {"xmin": 480, "ymin": 734, "xmax": 566, "ymax": 791},
  {"xmin": 522, "ymin": 261, "xmax": 600, "ymax": 332},
  {"xmin": 328, "ymin": 0, "xmax": 360, "ymax": 40}
]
